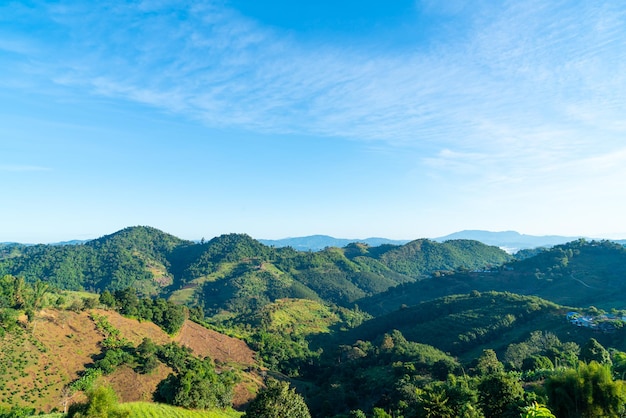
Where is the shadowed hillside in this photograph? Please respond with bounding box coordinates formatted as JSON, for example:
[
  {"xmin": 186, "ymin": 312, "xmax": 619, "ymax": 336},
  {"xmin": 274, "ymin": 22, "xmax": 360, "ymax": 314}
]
[{"xmin": 358, "ymin": 239, "xmax": 626, "ymax": 316}]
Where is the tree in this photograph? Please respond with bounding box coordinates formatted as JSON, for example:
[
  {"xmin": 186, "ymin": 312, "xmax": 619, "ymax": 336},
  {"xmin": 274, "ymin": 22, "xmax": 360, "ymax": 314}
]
[
  {"xmin": 581, "ymin": 338, "xmax": 611, "ymax": 365},
  {"xmin": 0, "ymin": 406, "xmax": 36, "ymax": 418},
  {"xmin": 99, "ymin": 290, "xmax": 116, "ymax": 308},
  {"xmin": 415, "ymin": 376, "xmax": 480, "ymax": 418},
  {"xmin": 68, "ymin": 385, "xmax": 129, "ymax": 418},
  {"xmin": 31, "ymin": 280, "xmax": 49, "ymax": 310},
  {"xmin": 244, "ymin": 379, "xmax": 311, "ymax": 418},
  {"xmin": 12, "ymin": 276, "xmax": 26, "ymax": 309},
  {"xmin": 545, "ymin": 361, "xmax": 626, "ymax": 418},
  {"xmin": 156, "ymin": 355, "xmax": 235, "ymax": 410},
  {"xmin": 136, "ymin": 338, "xmax": 159, "ymax": 374},
  {"xmin": 478, "ymin": 372, "xmax": 524, "ymax": 418},
  {"xmin": 522, "ymin": 355, "xmax": 554, "ymax": 372},
  {"xmin": 474, "ymin": 349, "xmax": 504, "ymax": 376},
  {"xmin": 416, "ymin": 388, "xmax": 454, "ymax": 418},
  {"xmin": 522, "ymin": 402, "xmax": 556, "ymax": 418}
]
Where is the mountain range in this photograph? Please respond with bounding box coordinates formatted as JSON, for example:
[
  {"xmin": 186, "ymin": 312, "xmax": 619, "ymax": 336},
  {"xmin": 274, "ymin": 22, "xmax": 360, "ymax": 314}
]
[
  {"xmin": 257, "ymin": 235, "xmax": 410, "ymax": 251},
  {"xmin": 5, "ymin": 229, "xmax": 624, "ymax": 252},
  {"xmin": 260, "ymin": 230, "xmax": 626, "ymax": 252}
]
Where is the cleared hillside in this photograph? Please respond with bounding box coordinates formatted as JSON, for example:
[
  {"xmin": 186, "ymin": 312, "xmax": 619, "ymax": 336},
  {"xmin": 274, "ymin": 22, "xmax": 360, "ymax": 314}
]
[{"xmin": 0, "ymin": 308, "xmax": 261, "ymax": 413}]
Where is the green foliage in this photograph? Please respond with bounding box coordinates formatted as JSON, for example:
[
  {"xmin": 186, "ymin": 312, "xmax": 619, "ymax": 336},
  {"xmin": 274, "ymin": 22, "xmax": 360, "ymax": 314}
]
[
  {"xmin": 307, "ymin": 329, "xmax": 460, "ymax": 416},
  {"xmin": 248, "ymin": 330, "xmax": 314, "ymax": 377},
  {"xmin": 0, "ymin": 308, "xmax": 19, "ymax": 335},
  {"xmin": 477, "ymin": 372, "xmax": 524, "ymax": 418},
  {"xmin": 155, "ymin": 343, "xmax": 237, "ymax": 410},
  {"xmin": 69, "ymin": 368, "xmax": 104, "ymax": 392},
  {"xmin": 339, "ymin": 292, "xmax": 561, "ymax": 359},
  {"xmin": 0, "ymin": 226, "xmax": 188, "ymax": 294},
  {"xmin": 414, "ymin": 375, "xmax": 480, "ymax": 418},
  {"xmin": 117, "ymin": 402, "xmax": 242, "ymax": 418},
  {"xmin": 0, "ymin": 406, "xmax": 36, "ymax": 418},
  {"xmin": 108, "ymin": 288, "xmax": 187, "ymax": 334},
  {"xmin": 68, "ymin": 385, "xmax": 129, "ymax": 418},
  {"xmin": 522, "ymin": 355, "xmax": 554, "ymax": 372},
  {"xmin": 136, "ymin": 337, "xmax": 159, "ymax": 374},
  {"xmin": 370, "ymin": 408, "xmax": 392, "ymax": 418},
  {"xmin": 243, "ymin": 379, "xmax": 311, "ymax": 418},
  {"xmin": 360, "ymin": 239, "xmax": 626, "ymax": 315},
  {"xmin": 377, "ymin": 239, "xmax": 511, "ymax": 278},
  {"xmin": 505, "ymin": 331, "xmax": 577, "ymax": 370},
  {"xmin": 0, "ymin": 228, "xmax": 516, "ymax": 321},
  {"xmin": 473, "ymin": 349, "xmax": 504, "ymax": 376},
  {"xmin": 522, "ymin": 402, "xmax": 556, "ymax": 418},
  {"xmin": 545, "ymin": 361, "xmax": 626, "ymax": 418},
  {"xmin": 581, "ymin": 338, "xmax": 612, "ymax": 365},
  {"xmin": 0, "ymin": 275, "xmax": 54, "ymax": 330}
]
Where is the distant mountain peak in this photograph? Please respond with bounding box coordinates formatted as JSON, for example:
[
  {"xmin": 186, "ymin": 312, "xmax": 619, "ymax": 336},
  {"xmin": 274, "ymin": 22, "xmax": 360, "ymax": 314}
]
[
  {"xmin": 433, "ymin": 230, "xmax": 581, "ymax": 252},
  {"xmin": 257, "ymin": 235, "xmax": 410, "ymax": 251}
]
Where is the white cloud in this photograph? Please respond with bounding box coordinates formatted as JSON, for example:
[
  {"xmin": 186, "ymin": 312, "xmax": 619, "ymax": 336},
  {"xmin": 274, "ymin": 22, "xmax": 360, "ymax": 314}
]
[{"xmin": 5, "ymin": 1, "xmax": 626, "ymax": 178}]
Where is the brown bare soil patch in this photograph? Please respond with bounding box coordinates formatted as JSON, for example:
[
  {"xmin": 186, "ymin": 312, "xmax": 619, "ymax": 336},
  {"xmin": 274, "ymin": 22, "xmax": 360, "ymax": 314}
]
[
  {"xmin": 174, "ymin": 320, "xmax": 256, "ymax": 365},
  {"xmin": 174, "ymin": 320, "xmax": 262, "ymax": 409},
  {"xmin": 93, "ymin": 309, "xmax": 171, "ymax": 345},
  {"xmin": 1, "ymin": 309, "xmax": 262, "ymax": 412},
  {"xmin": 231, "ymin": 369, "xmax": 265, "ymax": 409},
  {"xmin": 0, "ymin": 309, "xmax": 105, "ymax": 412},
  {"xmin": 102, "ymin": 364, "xmax": 172, "ymax": 403},
  {"xmin": 32, "ymin": 309, "xmax": 101, "ymax": 380}
]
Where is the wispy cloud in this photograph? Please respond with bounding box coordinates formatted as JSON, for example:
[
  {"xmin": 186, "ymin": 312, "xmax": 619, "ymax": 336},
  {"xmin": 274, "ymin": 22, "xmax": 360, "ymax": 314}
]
[{"xmin": 5, "ymin": 0, "xmax": 626, "ymax": 177}]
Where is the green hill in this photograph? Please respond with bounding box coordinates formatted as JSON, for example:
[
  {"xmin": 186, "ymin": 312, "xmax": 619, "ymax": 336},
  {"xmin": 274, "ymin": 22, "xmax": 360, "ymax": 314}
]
[
  {"xmin": 358, "ymin": 239, "xmax": 626, "ymax": 316},
  {"xmin": 375, "ymin": 238, "xmax": 512, "ymax": 277},
  {"xmin": 0, "ymin": 226, "xmax": 191, "ymax": 295},
  {"xmin": 1, "ymin": 227, "xmax": 513, "ymax": 320},
  {"xmin": 335, "ymin": 292, "xmax": 569, "ymax": 361}
]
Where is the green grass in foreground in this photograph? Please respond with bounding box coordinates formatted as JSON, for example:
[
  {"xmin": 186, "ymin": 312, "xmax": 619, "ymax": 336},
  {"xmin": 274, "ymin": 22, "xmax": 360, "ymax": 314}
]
[
  {"xmin": 29, "ymin": 403, "xmax": 242, "ymax": 418},
  {"xmin": 118, "ymin": 402, "xmax": 243, "ymax": 418},
  {"xmin": 28, "ymin": 414, "xmax": 64, "ymax": 418}
]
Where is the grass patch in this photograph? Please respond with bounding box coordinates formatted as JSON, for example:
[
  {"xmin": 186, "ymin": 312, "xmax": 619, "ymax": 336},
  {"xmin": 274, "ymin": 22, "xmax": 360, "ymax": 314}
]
[
  {"xmin": 118, "ymin": 402, "xmax": 243, "ymax": 418},
  {"xmin": 265, "ymin": 299, "xmax": 340, "ymax": 336}
]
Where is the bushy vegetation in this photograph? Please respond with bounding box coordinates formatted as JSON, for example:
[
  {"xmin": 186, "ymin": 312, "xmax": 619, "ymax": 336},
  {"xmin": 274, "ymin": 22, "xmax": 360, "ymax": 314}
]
[
  {"xmin": 243, "ymin": 379, "xmax": 310, "ymax": 418},
  {"xmin": 100, "ymin": 287, "xmax": 187, "ymax": 335},
  {"xmin": 155, "ymin": 343, "xmax": 237, "ymax": 410},
  {"xmin": 67, "ymin": 385, "xmax": 129, "ymax": 418}
]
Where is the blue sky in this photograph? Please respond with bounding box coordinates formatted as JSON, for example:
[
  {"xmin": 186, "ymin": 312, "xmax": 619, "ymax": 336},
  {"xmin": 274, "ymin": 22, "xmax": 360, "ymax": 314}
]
[{"xmin": 2, "ymin": 0, "xmax": 626, "ymax": 243}]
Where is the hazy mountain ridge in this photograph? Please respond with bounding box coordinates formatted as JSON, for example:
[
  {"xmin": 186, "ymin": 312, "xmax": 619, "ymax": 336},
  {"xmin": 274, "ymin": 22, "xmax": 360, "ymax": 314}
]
[
  {"xmin": 258, "ymin": 235, "xmax": 410, "ymax": 251},
  {"xmin": 5, "ymin": 229, "xmax": 624, "ymax": 252},
  {"xmin": 434, "ymin": 230, "xmax": 582, "ymax": 252}
]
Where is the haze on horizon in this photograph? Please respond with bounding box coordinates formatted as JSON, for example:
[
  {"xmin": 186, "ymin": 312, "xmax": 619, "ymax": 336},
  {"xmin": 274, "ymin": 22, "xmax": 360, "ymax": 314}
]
[{"xmin": 2, "ymin": 1, "xmax": 626, "ymax": 243}]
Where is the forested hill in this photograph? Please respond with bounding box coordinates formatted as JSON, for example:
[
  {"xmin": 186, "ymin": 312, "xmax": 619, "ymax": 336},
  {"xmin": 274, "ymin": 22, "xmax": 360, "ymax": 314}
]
[
  {"xmin": 0, "ymin": 226, "xmax": 193, "ymax": 295},
  {"xmin": 0, "ymin": 226, "xmax": 510, "ymax": 311},
  {"xmin": 359, "ymin": 239, "xmax": 626, "ymax": 316},
  {"xmin": 329, "ymin": 292, "xmax": 565, "ymax": 360}
]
